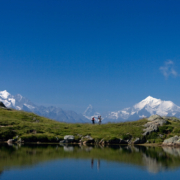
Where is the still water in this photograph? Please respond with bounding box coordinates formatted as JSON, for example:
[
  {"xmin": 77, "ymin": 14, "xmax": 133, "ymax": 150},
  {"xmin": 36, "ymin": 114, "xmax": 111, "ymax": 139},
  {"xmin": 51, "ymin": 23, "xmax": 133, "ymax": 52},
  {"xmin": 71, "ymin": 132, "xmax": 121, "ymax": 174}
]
[{"xmin": 0, "ymin": 144, "xmax": 180, "ymax": 180}]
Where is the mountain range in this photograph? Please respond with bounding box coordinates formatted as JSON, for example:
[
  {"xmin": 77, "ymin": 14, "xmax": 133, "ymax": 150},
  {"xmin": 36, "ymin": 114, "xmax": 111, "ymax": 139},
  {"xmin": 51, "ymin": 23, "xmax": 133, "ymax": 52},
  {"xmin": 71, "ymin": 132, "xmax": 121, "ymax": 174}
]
[
  {"xmin": 0, "ymin": 90, "xmax": 89, "ymax": 123},
  {"xmin": 1, "ymin": 90, "xmax": 180, "ymax": 123},
  {"xmin": 83, "ymin": 96, "xmax": 180, "ymax": 123}
]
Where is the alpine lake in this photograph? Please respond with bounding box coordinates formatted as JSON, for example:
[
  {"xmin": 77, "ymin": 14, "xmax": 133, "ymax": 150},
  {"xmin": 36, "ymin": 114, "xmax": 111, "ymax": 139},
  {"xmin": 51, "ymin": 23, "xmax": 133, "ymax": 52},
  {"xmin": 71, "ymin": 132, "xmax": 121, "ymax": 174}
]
[{"xmin": 0, "ymin": 143, "xmax": 180, "ymax": 180}]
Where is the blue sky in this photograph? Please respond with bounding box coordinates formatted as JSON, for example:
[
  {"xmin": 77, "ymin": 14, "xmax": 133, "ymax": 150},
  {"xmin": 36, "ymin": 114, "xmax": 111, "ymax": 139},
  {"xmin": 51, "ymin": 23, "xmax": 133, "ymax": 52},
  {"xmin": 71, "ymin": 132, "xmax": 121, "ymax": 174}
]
[{"xmin": 1, "ymin": 0, "xmax": 180, "ymax": 113}]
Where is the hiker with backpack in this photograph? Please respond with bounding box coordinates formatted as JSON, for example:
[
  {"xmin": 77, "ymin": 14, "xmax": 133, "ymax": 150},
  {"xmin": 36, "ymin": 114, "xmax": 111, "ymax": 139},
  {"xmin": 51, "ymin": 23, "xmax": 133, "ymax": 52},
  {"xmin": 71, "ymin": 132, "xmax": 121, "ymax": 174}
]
[
  {"xmin": 98, "ymin": 116, "xmax": 102, "ymax": 125},
  {"xmin": 92, "ymin": 117, "xmax": 95, "ymax": 124}
]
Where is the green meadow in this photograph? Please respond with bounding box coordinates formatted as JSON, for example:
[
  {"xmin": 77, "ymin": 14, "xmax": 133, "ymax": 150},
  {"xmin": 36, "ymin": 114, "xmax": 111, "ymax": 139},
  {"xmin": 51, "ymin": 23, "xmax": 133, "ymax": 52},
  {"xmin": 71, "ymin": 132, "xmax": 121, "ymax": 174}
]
[{"xmin": 0, "ymin": 108, "xmax": 180, "ymax": 143}]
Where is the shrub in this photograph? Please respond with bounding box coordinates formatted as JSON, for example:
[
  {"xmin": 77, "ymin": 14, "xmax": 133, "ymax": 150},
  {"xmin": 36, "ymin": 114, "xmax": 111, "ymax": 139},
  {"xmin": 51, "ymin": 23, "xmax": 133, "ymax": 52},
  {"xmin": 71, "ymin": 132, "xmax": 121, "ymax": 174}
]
[
  {"xmin": 122, "ymin": 134, "xmax": 132, "ymax": 140},
  {"xmin": 159, "ymin": 126, "xmax": 174, "ymax": 134},
  {"xmin": 148, "ymin": 139, "xmax": 155, "ymax": 143},
  {"xmin": 173, "ymin": 127, "xmax": 180, "ymax": 134},
  {"xmin": 0, "ymin": 129, "xmax": 17, "ymax": 140},
  {"xmin": 147, "ymin": 132, "xmax": 158, "ymax": 139}
]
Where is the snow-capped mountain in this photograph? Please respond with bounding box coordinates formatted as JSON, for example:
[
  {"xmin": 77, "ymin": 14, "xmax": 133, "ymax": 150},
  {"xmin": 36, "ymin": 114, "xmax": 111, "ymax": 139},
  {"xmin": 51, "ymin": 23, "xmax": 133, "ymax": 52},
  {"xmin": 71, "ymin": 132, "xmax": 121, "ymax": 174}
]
[
  {"xmin": 2, "ymin": 90, "xmax": 180, "ymax": 123},
  {"xmin": 0, "ymin": 90, "xmax": 89, "ymax": 123},
  {"xmin": 83, "ymin": 104, "xmax": 100, "ymax": 120},
  {"xmin": 103, "ymin": 96, "xmax": 180, "ymax": 123}
]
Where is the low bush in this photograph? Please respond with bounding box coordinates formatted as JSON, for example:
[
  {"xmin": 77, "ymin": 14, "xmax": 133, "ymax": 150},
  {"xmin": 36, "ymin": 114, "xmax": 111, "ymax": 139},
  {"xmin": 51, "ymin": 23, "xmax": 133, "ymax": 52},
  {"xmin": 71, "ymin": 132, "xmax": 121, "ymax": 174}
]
[
  {"xmin": 122, "ymin": 134, "xmax": 132, "ymax": 140},
  {"xmin": 146, "ymin": 132, "xmax": 158, "ymax": 139},
  {"xmin": 159, "ymin": 126, "xmax": 174, "ymax": 134},
  {"xmin": 173, "ymin": 127, "xmax": 180, "ymax": 134},
  {"xmin": 0, "ymin": 128, "xmax": 17, "ymax": 140}
]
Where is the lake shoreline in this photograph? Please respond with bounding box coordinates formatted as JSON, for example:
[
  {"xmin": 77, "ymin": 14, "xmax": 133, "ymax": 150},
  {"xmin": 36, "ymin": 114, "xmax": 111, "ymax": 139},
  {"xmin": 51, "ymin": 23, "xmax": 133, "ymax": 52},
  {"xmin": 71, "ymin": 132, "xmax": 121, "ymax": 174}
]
[{"xmin": 3, "ymin": 140, "xmax": 164, "ymax": 147}]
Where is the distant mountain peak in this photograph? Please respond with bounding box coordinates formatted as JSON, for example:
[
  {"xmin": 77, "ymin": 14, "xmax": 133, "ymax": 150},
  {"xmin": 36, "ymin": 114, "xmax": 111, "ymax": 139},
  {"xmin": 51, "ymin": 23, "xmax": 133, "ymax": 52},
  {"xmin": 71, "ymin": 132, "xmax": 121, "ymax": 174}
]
[
  {"xmin": 103, "ymin": 96, "xmax": 180, "ymax": 123},
  {"xmin": 146, "ymin": 95, "xmax": 154, "ymax": 99},
  {"xmin": 144, "ymin": 95, "xmax": 152, "ymax": 99},
  {"xmin": 141, "ymin": 96, "xmax": 161, "ymax": 103},
  {"xmin": 133, "ymin": 96, "xmax": 162, "ymax": 110},
  {"xmin": 144, "ymin": 96, "xmax": 157, "ymax": 101},
  {"xmin": 0, "ymin": 90, "xmax": 10, "ymax": 99}
]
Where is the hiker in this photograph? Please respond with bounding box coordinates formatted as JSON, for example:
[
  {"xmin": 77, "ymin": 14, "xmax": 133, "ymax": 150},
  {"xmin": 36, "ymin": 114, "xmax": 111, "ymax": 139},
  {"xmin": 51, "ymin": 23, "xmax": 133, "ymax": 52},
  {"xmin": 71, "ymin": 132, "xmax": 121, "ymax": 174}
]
[
  {"xmin": 98, "ymin": 115, "xmax": 102, "ymax": 125},
  {"xmin": 92, "ymin": 117, "xmax": 95, "ymax": 124}
]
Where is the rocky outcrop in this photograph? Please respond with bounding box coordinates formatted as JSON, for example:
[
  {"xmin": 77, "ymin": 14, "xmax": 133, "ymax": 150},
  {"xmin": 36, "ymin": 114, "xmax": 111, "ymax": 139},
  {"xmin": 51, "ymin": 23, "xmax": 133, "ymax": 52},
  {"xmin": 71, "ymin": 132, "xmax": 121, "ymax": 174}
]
[
  {"xmin": 147, "ymin": 115, "xmax": 163, "ymax": 121},
  {"xmin": 64, "ymin": 135, "xmax": 74, "ymax": 140},
  {"xmin": 60, "ymin": 135, "xmax": 94, "ymax": 144},
  {"xmin": 60, "ymin": 135, "xmax": 75, "ymax": 144},
  {"xmin": 7, "ymin": 136, "xmax": 20, "ymax": 145},
  {"xmin": 80, "ymin": 135, "xmax": 94, "ymax": 144},
  {"xmin": 143, "ymin": 115, "xmax": 167, "ymax": 136},
  {"xmin": 0, "ymin": 101, "xmax": 11, "ymax": 110},
  {"xmin": 162, "ymin": 136, "xmax": 180, "ymax": 146},
  {"xmin": 7, "ymin": 139, "xmax": 14, "ymax": 145},
  {"xmin": 0, "ymin": 102, "xmax": 6, "ymax": 108}
]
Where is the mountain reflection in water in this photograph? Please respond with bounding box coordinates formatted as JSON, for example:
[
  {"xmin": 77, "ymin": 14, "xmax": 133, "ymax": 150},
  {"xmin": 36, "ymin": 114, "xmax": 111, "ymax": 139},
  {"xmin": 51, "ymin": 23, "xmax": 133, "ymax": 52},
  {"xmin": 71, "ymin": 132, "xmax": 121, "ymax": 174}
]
[{"xmin": 0, "ymin": 144, "xmax": 180, "ymax": 174}]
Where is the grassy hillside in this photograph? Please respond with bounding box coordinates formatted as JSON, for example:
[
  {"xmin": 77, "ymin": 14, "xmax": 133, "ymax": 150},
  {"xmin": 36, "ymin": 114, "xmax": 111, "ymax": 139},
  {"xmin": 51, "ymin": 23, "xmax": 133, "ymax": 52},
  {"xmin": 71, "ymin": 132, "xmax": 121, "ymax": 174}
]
[{"xmin": 0, "ymin": 108, "xmax": 180, "ymax": 143}]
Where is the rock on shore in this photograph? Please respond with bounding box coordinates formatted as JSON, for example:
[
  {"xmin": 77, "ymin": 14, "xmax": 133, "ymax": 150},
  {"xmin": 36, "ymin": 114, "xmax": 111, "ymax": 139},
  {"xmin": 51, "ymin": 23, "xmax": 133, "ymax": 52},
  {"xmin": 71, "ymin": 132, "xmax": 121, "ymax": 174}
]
[
  {"xmin": 143, "ymin": 115, "xmax": 167, "ymax": 136},
  {"xmin": 162, "ymin": 136, "xmax": 180, "ymax": 146},
  {"xmin": 60, "ymin": 135, "xmax": 75, "ymax": 143}
]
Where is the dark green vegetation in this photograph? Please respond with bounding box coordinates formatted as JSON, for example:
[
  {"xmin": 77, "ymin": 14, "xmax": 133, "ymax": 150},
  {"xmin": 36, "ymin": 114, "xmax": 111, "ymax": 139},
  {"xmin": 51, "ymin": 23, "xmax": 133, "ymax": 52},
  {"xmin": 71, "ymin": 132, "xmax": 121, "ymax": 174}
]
[
  {"xmin": 0, "ymin": 108, "xmax": 180, "ymax": 143},
  {"xmin": 145, "ymin": 118, "xmax": 180, "ymax": 144},
  {"xmin": 0, "ymin": 144, "xmax": 180, "ymax": 173}
]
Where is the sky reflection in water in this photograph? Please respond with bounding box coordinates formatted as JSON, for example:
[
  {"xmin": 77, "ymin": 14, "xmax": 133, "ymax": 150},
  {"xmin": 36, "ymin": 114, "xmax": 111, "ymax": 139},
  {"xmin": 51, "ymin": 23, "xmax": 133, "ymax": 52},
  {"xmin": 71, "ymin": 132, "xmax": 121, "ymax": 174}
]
[{"xmin": 0, "ymin": 144, "xmax": 180, "ymax": 180}]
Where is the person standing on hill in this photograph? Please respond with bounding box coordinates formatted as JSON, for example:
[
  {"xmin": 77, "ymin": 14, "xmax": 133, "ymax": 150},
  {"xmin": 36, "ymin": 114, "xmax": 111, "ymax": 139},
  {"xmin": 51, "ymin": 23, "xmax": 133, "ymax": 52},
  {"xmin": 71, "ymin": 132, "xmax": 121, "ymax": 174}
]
[
  {"xmin": 92, "ymin": 117, "xmax": 95, "ymax": 124},
  {"xmin": 98, "ymin": 116, "xmax": 102, "ymax": 125}
]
